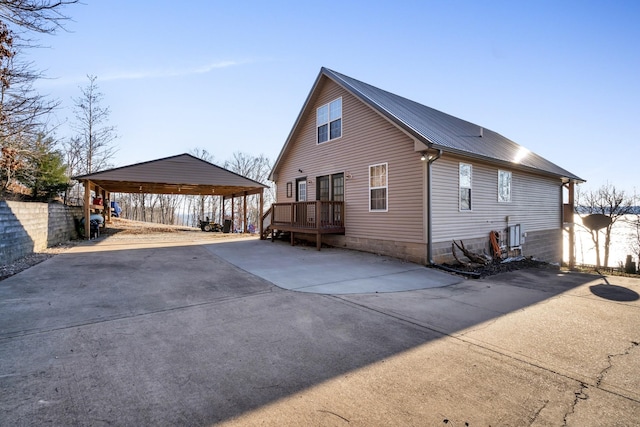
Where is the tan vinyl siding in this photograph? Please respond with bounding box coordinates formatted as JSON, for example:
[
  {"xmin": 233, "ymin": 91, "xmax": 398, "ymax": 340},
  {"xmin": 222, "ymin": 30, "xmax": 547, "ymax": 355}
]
[
  {"xmin": 275, "ymin": 78, "xmax": 425, "ymax": 244},
  {"xmin": 431, "ymin": 154, "xmax": 562, "ymax": 243}
]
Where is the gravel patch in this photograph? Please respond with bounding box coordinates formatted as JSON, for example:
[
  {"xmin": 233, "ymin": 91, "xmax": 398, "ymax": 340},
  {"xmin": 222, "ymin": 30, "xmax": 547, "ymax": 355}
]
[{"xmin": 0, "ymin": 243, "xmax": 78, "ymax": 281}]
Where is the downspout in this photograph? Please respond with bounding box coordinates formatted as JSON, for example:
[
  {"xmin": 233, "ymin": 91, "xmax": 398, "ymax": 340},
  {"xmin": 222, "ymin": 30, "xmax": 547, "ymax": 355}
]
[{"xmin": 426, "ymin": 148, "xmax": 443, "ymax": 264}]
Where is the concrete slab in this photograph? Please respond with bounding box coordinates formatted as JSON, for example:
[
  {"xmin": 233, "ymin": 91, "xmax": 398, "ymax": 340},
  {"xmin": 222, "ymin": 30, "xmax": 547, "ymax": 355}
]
[
  {"xmin": 1, "ymin": 235, "xmax": 639, "ymax": 426},
  {"xmin": 204, "ymin": 239, "xmax": 461, "ymax": 294}
]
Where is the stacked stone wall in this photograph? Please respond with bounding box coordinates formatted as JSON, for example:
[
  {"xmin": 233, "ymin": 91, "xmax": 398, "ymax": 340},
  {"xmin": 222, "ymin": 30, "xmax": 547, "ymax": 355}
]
[
  {"xmin": 0, "ymin": 201, "xmax": 82, "ymax": 265},
  {"xmin": 48, "ymin": 203, "xmax": 83, "ymax": 246}
]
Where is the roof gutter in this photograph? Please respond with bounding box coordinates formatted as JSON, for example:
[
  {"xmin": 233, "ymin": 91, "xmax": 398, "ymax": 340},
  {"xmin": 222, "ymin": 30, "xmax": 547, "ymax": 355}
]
[
  {"xmin": 425, "ymin": 148, "xmax": 443, "ymax": 265},
  {"xmin": 434, "ymin": 146, "xmax": 585, "ymax": 183}
]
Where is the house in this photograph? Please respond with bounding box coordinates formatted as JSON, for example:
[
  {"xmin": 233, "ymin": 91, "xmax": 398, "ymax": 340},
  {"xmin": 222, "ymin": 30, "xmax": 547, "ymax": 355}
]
[{"xmin": 268, "ymin": 67, "xmax": 584, "ymax": 266}]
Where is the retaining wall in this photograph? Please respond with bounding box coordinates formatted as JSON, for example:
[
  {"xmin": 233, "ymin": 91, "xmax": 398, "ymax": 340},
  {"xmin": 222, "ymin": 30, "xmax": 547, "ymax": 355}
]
[{"xmin": 0, "ymin": 201, "xmax": 83, "ymax": 265}]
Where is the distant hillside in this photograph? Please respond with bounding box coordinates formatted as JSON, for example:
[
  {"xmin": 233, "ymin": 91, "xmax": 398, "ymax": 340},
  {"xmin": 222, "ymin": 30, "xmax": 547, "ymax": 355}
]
[{"xmin": 576, "ymin": 206, "xmax": 640, "ymax": 215}]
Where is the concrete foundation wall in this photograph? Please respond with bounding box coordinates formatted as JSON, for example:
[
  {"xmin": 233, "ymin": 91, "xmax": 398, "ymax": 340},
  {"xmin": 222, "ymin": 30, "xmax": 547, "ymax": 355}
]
[
  {"xmin": 432, "ymin": 228, "xmax": 562, "ymax": 265},
  {"xmin": 0, "ymin": 201, "xmax": 82, "ymax": 265},
  {"xmin": 520, "ymin": 228, "xmax": 562, "ymax": 264},
  {"xmin": 293, "ymin": 233, "xmax": 428, "ymax": 265},
  {"xmin": 291, "ymin": 227, "xmax": 561, "ymax": 267}
]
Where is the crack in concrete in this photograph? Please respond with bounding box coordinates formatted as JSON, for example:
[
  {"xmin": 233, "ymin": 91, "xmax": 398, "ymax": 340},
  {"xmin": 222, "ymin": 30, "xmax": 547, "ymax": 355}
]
[
  {"xmin": 563, "ymin": 382, "xmax": 589, "ymax": 427},
  {"xmin": 562, "ymin": 341, "xmax": 639, "ymax": 426},
  {"xmin": 317, "ymin": 409, "xmax": 350, "ymax": 423},
  {"xmin": 456, "ymin": 316, "xmax": 501, "ymax": 337},
  {"xmin": 0, "ymin": 289, "xmax": 275, "ymax": 341},
  {"xmin": 596, "ymin": 340, "xmax": 639, "ymax": 387},
  {"xmin": 333, "ymin": 294, "xmax": 640, "ymax": 427},
  {"xmin": 528, "ymin": 399, "xmax": 549, "ymax": 426}
]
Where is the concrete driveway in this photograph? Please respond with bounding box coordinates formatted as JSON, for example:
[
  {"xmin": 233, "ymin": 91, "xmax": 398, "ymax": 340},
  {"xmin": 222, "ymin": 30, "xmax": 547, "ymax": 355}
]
[
  {"xmin": 205, "ymin": 239, "xmax": 461, "ymax": 294},
  {"xmin": 1, "ymin": 236, "xmax": 639, "ymax": 426}
]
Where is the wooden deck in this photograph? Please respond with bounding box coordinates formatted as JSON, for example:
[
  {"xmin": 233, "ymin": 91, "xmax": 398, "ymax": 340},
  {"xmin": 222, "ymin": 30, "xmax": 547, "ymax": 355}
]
[{"xmin": 269, "ymin": 201, "xmax": 345, "ymax": 250}]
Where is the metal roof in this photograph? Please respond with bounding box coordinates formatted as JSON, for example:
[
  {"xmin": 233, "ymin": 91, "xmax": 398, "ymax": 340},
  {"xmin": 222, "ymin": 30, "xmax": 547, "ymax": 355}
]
[
  {"xmin": 272, "ymin": 67, "xmax": 583, "ymax": 182},
  {"xmin": 73, "ymin": 153, "xmax": 267, "ymax": 197}
]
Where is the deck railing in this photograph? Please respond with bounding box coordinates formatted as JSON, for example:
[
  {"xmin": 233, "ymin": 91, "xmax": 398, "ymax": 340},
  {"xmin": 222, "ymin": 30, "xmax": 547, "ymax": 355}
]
[{"xmin": 271, "ymin": 201, "xmax": 344, "ymax": 230}]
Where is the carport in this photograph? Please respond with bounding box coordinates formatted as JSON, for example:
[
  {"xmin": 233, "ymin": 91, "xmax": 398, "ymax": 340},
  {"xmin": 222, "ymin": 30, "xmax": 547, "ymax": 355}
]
[{"xmin": 73, "ymin": 153, "xmax": 268, "ymax": 238}]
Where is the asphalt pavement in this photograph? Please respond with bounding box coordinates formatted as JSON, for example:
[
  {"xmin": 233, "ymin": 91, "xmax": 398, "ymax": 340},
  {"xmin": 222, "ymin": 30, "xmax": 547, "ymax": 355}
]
[{"xmin": 0, "ymin": 235, "xmax": 638, "ymax": 426}]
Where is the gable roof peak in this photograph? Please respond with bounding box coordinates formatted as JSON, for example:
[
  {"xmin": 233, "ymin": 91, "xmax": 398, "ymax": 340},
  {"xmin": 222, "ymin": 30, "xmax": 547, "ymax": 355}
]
[
  {"xmin": 270, "ymin": 67, "xmax": 582, "ymax": 183},
  {"xmin": 316, "ymin": 68, "xmax": 583, "ymax": 182}
]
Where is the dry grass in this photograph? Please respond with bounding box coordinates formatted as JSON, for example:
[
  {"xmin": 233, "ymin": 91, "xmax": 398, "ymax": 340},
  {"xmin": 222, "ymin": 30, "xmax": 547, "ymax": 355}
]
[
  {"xmin": 1, "ymin": 218, "xmax": 256, "ymax": 281},
  {"xmin": 102, "ymin": 218, "xmax": 253, "ymax": 242},
  {"xmin": 104, "ymin": 218, "xmax": 197, "ymax": 234}
]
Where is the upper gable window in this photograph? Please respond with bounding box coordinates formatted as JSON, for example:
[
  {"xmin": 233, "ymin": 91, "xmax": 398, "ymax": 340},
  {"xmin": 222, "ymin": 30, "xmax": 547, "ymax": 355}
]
[{"xmin": 317, "ymin": 97, "xmax": 342, "ymax": 143}]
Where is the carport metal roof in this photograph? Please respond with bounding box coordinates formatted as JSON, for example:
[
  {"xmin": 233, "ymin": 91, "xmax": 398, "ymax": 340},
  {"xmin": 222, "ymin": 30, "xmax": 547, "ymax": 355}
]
[
  {"xmin": 73, "ymin": 153, "xmax": 267, "ymax": 239},
  {"xmin": 73, "ymin": 153, "xmax": 267, "ymax": 197}
]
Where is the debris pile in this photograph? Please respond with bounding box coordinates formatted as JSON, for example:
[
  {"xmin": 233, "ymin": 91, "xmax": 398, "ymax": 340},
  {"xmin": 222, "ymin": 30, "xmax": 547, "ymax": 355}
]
[{"xmin": 446, "ymin": 238, "xmax": 556, "ymax": 278}]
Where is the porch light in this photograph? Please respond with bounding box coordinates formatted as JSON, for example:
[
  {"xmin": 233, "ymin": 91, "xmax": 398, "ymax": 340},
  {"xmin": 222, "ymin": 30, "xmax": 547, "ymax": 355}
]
[{"xmin": 421, "ymin": 152, "xmax": 427, "ymax": 161}]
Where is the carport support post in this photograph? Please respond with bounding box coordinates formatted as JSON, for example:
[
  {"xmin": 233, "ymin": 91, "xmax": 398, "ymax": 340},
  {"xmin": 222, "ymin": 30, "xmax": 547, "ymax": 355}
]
[
  {"xmin": 105, "ymin": 190, "xmax": 111, "ymax": 223},
  {"xmin": 219, "ymin": 196, "xmax": 224, "ymax": 224},
  {"xmin": 243, "ymin": 192, "xmax": 247, "ymax": 233},
  {"xmin": 231, "ymin": 194, "xmax": 235, "ymax": 231},
  {"xmin": 83, "ymin": 180, "xmax": 91, "ymax": 239},
  {"xmin": 259, "ymin": 189, "xmax": 264, "ymax": 238},
  {"xmin": 568, "ymin": 180, "xmax": 576, "ymax": 269}
]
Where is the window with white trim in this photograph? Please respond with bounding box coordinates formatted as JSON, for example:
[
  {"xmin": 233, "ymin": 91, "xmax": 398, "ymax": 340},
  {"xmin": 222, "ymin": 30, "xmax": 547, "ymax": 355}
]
[
  {"xmin": 498, "ymin": 170, "xmax": 512, "ymax": 203},
  {"xmin": 369, "ymin": 163, "xmax": 388, "ymax": 211},
  {"xmin": 317, "ymin": 98, "xmax": 342, "ymax": 143},
  {"xmin": 459, "ymin": 163, "xmax": 472, "ymax": 211}
]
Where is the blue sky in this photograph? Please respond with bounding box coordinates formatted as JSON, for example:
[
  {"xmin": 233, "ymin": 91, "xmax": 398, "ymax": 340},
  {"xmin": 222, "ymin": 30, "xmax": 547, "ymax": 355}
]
[{"xmin": 28, "ymin": 0, "xmax": 639, "ymax": 196}]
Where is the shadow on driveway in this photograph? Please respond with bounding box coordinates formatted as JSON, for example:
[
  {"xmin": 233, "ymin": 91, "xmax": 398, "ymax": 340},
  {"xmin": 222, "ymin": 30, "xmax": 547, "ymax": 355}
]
[
  {"xmin": 0, "ymin": 237, "xmax": 633, "ymax": 425},
  {"xmin": 590, "ymin": 283, "xmax": 639, "ymax": 301}
]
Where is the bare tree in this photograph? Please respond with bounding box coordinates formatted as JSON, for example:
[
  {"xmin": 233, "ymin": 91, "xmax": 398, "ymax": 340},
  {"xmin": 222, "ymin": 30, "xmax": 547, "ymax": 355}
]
[
  {"xmin": 625, "ymin": 191, "xmax": 640, "ymax": 269},
  {"xmin": 156, "ymin": 193, "xmax": 179, "ymax": 224},
  {"xmin": 0, "ymin": 58, "xmax": 60, "ymax": 192},
  {"xmin": 0, "ymin": 1, "xmax": 78, "ymax": 196},
  {"xmin": 189, "ymin": 147, "xmax": 215, "ymax": 223},
  {"xmin": 0, "ymin": 0, "xmax": 78, "ymax": 34},
  {"xmin": 224, "ymin": 151, "xmax": 274, "ymax": 231},
  {"xmin": 577, "ymin": 183, "xmax": 635, "ymax": 267},
  {"xmin": 71, "ymin": 75, "xmax": 117, "ymax": 174},
  {"xmin": 629, "ymin": 216, "xmax": 640, "ymax": 268}
]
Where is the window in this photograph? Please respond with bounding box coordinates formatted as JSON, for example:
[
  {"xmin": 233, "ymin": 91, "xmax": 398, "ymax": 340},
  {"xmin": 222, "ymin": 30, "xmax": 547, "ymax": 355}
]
[
  {"xmin": 369, "ymin": 163, "xmax": 388, "ymax": 211},
  {"xmin": 459, "ymin": 163, "xmax": 472, "ymax": 211},
  {"xmin": 317, "ymin": 98, "xmax": 342, "ymax": 143},
  {"xmin": 498, "ymin": 170, "xmax": 511, "ymax": 203}
]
